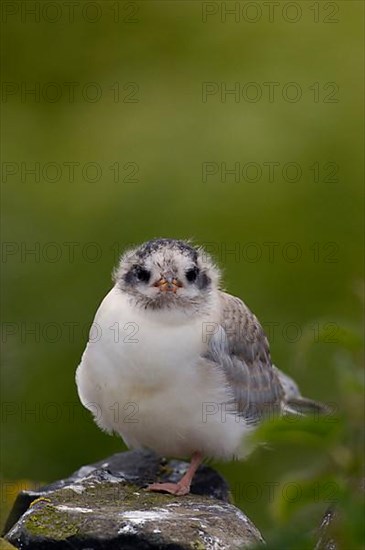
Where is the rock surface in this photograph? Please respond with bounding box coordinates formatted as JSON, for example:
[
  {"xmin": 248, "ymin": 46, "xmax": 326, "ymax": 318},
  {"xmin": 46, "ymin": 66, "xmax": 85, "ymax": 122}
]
[{"xmin": 4, "ymin": 449, "xmax": 264, "ymax": 549}]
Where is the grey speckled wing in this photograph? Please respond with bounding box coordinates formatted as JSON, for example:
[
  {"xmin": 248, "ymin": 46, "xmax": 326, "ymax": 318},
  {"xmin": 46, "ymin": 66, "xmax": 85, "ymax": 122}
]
[{"xmin": 206, "ymin": 292, "xmax": 284, "ymax": 424}]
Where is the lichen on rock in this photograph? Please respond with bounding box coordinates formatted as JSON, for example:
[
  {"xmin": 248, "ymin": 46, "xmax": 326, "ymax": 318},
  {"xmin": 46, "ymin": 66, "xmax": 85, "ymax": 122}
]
[{"xmin": 4, "ymin": 449, "xmax": 264, "ymax": 549}]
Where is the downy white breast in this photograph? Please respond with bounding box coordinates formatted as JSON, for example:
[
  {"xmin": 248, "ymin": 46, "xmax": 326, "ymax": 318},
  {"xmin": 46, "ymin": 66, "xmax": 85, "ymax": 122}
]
[{"xmin": 76, "ymin": 287, "xmax": 251, "ymax": 459}]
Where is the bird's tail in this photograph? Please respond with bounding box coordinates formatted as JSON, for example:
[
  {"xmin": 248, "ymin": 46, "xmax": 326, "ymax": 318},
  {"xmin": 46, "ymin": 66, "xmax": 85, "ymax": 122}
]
[
  {"xmin": 273, "ymin": 366, "xmax": 330, "ymax": 417},
  {"xmin": 283, "ymin": 396, "xmax": 330, "ymax": 416}
]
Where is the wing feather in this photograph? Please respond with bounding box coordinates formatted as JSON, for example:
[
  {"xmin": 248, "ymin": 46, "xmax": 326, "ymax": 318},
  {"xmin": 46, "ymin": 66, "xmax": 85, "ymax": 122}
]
[{"xmin": 206, "ymin": 291, "xmax": 284, "ymax": 424}]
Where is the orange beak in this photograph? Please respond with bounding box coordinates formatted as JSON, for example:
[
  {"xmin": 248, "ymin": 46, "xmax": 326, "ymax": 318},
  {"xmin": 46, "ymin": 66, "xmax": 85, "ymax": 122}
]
[{"xmin": 153, "ymin": 275, "xmax": 182, "ymax": 293}]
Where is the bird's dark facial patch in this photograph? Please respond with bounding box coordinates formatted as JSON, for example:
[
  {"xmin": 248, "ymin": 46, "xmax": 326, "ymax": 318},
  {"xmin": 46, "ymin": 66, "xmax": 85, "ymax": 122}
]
[
  {"xmin": 135, "ymin": 265, "xmax": 151, "ymax": 283},
  {"xmin": 185, "ymin": 266, "xmax": 210, "ymax": 290},
  {"xmin": 197, "ymin": 271, "xmax": 210, "ymax": 290},
  {"xmin": 124, "ymin": 265, "xmax": 151, "ymax": 285},
  {"xmin": 185, "ymin": 266, "xmax": 199, "ymax": 283},
  {"xmin": 123, "ymin": 270, "xmax": 134, "ymax": 285}
]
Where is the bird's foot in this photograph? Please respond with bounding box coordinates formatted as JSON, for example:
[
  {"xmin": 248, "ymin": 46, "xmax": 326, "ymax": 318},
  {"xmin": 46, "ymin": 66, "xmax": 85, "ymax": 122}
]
[
  {"xmin": 146, "ymin": 451, "xmax": 203, "ymax": 496},
  {"xmin": 146, "ymin": 481, "xmax": 190, "ymax": 496}
]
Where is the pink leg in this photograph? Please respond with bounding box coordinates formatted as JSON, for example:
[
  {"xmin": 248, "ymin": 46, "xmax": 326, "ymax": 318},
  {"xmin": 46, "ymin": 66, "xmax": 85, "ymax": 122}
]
[{"xmin": 146, "ymin": 451, "xmax": 203, "ymax": 496}]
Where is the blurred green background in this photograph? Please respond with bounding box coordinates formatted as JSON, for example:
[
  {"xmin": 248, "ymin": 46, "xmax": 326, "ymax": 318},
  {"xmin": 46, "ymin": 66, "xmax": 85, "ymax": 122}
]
[{"xmin": 1, "ymin": 1, "xmax": 363, "ymax": 547}]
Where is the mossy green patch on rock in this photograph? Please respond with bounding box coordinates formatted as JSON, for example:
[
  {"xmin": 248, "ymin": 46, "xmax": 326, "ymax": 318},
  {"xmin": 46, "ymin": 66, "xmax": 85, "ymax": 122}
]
[
  {"xmin": 24, "ymin": 503, "xmax": 79, "ymax": 540},
  {"xmin": 190, "ymin": 540, "xmax": 207, "ymax": 549}
]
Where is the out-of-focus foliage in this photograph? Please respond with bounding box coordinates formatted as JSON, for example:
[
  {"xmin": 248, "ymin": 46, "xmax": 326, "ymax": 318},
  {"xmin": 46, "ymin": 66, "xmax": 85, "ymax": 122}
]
[
  {"xmin": 1, "ymin": 1, "xmax": 363, "ymax": 546},
  {"xmin": 219, "ymin": 323, "xmax": 364, "ymax": 549}
]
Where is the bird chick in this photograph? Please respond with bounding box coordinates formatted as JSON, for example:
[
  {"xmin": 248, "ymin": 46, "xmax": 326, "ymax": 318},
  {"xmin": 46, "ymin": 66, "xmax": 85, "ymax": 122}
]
[{"xmin": 76, "ymin": 238, "xmax": 324, "ymax": 496}]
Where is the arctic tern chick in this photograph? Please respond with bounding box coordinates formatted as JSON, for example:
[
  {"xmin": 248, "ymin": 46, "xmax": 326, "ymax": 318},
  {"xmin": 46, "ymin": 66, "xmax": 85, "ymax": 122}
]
[{"xmin": 76, "ymin": 238, "xmax": 323, "ymax": 495}]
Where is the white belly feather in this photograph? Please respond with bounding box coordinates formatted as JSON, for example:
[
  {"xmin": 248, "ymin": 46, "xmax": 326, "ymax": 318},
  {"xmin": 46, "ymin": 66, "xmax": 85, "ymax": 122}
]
[{"xmin": 76, "ymin": 287, "xmax": 251, "ymax": 459}]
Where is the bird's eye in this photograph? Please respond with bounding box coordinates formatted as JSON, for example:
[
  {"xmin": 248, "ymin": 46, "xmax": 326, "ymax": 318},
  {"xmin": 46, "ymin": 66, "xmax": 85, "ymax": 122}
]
[
  {"xmin": 185, "ymin": 267, "xmax": 199, "ymax": 283},
  {"xmin": 135, "ymin": 266, "xmax": 151, "ymax": 283}
]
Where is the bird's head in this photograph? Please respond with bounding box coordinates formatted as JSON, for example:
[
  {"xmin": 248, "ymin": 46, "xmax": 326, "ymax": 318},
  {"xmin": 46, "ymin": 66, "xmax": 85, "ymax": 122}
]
[{"xmin": 113, "ymin": 238, "xmax": 220, "ymax": 313}]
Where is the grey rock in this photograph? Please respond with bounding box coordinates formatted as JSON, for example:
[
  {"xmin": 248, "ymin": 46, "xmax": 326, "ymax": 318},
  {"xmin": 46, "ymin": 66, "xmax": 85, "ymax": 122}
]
[{"xmin": 4, "ymin": 449, "xmax": 264, "ymax": 549}]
